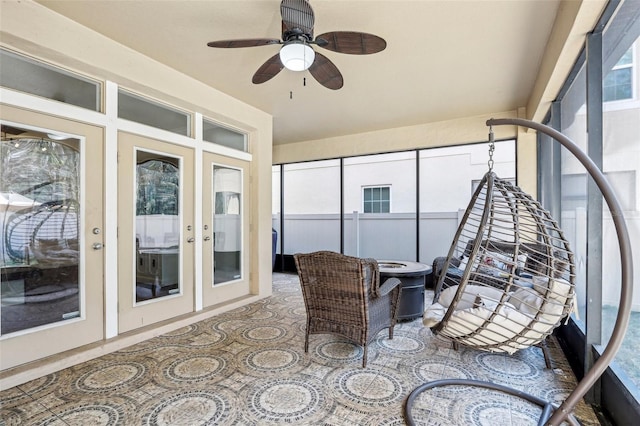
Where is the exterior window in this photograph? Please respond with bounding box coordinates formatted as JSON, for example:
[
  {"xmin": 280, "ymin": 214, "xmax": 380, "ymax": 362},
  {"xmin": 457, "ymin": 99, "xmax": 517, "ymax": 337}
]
[
  {"xmin": 363, "ymin": 186, "xmax": 390, "ymax": 213},
  {"xmin": 604, "ymin": 47, "xmax": 633, "ymax": 102}
]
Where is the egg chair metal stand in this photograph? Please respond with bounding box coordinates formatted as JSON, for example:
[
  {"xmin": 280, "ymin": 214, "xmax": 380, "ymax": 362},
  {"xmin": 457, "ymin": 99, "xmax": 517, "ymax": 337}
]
[{"xmin": 404, "ymin": 118, "xmax": 634, "ymax": 426}]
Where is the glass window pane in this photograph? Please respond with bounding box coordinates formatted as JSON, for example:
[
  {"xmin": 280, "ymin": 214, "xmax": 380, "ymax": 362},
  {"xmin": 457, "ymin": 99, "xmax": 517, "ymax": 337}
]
[
  {"xmin": 381, "ymin": 187, "xmax": 390, "ymax": 199},
  {"xmin": 601, "ymin": 28, "xmax": 640, "ymax": 390},
  {"xmin": 560, "ymin": 64, "xmax": 588, "ymax": 324},
  {"xmin": 135, "ymin": 154, "xmax": 181, "ymax": 301},
  {"xmin": 213, "ymin": 165, "xmax": 242, "ymax": 284},
  {"xmin": 283, "ymin": 160, "xmax": 341, "ymax": 255},
  {"xmin": 1, "ymin": 128, "xmax": 81, "ymax": 335},
  {"xmin": 604, "ymin": 67, "xmax": 632, "ymax": 101},
  {"xmin": 419, "ymin": 141, "xmax": 516, "ymax": 265},
  {"xmin": 203, "ymin": 119, "xmax": 247, "ymax": 152},
  {"xmin": 118, "ymin": 90, "xmax": 191, "ymax": 137},
  {"xmin": 0, "ymin": 49, "xmax": 100, "ymax": 111},
  {"xmin": 344, "ymin": 152, "xmax": 415, "ymax": 260}
]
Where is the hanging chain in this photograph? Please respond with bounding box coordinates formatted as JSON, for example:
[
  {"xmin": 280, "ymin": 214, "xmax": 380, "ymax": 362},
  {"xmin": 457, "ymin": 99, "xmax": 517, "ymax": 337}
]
[{"xmin": 487, "ymin": 125, "xmax": 495, "ymax": 171}]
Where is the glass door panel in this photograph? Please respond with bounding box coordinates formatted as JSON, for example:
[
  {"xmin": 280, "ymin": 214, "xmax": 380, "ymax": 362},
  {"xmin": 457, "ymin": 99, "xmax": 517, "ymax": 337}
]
[
  {"xmin": 135, "ymin": 156, "xmax": 181, "ymax": 302},
  {"xmin": 0, "ymin": 106, "xmax": 104, "ymax": 370},
  {"xmin": 201, "ymin": 152, "xmax": 249, "ymax": 308},
  {"xmin": 117, "ymin": 132, "xmax": 194, "ymax": 333},
  {"xmin": 213, "ymin": 165, "xmax": 242, "ymax": 284}
]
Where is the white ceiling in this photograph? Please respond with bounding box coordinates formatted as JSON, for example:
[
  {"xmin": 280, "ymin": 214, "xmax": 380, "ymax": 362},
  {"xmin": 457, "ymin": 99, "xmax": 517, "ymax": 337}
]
[{"xmin": 36, "ymin": 0, "xmax": 561, "ymax": 145}]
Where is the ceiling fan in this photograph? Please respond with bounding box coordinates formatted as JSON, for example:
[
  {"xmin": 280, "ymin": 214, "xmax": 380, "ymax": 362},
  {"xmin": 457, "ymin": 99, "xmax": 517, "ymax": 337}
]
[{"xmin": 207, "ymin": 0, "xmax": 386, "ymax": 90}]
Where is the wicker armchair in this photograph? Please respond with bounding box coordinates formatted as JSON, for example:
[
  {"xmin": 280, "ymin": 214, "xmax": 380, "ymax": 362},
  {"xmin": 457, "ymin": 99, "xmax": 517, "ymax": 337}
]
[{"xmin": 294, "ymin": 251, "xmax": 402, "ymax": 367}]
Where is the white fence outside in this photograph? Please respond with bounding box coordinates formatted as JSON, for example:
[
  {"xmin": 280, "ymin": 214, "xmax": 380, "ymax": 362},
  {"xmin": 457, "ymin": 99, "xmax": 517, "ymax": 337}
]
[{"xmin": 275, "ymin": 209, "xmax": 640, "ymax": 312}]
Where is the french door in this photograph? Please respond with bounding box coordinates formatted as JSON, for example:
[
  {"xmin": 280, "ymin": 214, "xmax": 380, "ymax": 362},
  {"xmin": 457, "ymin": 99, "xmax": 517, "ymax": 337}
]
[
  {"xmin": 117, "ymin": 132, "xmax": 194, "ymax": 333},
  {"xmin": 201, "ymin": 152, "xmax": 250, "ymax": 307},
  {"xmin": 0, "ymin": 106, "xmax": 104, "ymax": 370}
]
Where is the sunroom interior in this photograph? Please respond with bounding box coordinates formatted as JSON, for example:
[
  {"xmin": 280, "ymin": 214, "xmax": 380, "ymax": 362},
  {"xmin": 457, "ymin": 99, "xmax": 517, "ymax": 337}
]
[{"xmin": 1, "ymin": 1, "xmax": 639, "ymax": 425}]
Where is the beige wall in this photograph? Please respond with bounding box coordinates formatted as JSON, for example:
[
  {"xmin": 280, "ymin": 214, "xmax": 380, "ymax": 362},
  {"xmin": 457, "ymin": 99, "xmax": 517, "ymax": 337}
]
[
  {"xmin": 1, "ymin": 0, "xmax": 274, "ymax": 295},
  {"xmin": 1, "ymin": 0, "xmax": 274, "ymax": 385}
]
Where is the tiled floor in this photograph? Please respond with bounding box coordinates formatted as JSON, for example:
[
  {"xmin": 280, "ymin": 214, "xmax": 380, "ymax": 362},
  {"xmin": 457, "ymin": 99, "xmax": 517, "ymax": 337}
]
[{"xmin": 0, "ymin": 273, "xmax": 600, "ymax": 425}]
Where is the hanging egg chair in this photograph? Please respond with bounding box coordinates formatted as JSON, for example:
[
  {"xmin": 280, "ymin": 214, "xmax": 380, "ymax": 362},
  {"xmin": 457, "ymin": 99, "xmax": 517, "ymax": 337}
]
[
  {"xmin": 405, "ymin": 118, "xmax": 634, "ymax": 426},
  {"xmin": 423, "ymin": 167, "xmax": 576, "ymax": 354}
]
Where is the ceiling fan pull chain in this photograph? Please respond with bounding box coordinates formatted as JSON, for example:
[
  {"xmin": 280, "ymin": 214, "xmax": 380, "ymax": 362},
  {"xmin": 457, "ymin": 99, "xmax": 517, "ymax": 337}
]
[
  {"xmin": 290, "ymin": 91, "xmax": 293, "ymax": 99},
  {"xmin": 304, "ymin": 77, "xmax": 306, "ymax": 86}
]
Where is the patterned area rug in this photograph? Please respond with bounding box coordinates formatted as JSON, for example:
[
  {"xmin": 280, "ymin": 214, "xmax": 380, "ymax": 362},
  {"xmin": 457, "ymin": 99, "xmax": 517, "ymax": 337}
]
[{"xmin": 0, "ymin": 272, "xmax": 600, "ymax": 425}]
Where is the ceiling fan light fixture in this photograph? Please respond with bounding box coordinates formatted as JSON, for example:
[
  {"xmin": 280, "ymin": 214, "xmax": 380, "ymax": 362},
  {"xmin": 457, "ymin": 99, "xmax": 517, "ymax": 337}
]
[{"xmin": 279, "ymin": 42, "xmax": 315, "ymax": 71}]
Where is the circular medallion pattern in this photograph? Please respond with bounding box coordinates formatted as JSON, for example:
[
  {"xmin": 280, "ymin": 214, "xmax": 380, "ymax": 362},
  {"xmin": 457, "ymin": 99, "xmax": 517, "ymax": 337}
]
[
  {"xmin": 246, "ymin": 348, "xmax": 299, "ymax": 372},
  {"xmin": 315, "ymin": 341, "xmax": 362, "ymax": 362},
  {"xmin": 76, "ymin": 362, "xmax": 145, "ymax": 392},
  {"xmin": 289, "ymin": 306, "xmax": 306, "ymax": 317},
  {"xmin": 247, "ymin": 309, "xmax": 277, "ymax": 320},
  {"xmin": 284, "ymin": 295, "xmax": 304, "ymax": 305},
  {"xmin": 336, "ymin": 370, "xmax": 402, "ymax": 406},
  {"xmin": 40, "ymin": 404, "xmax": 121, "ymax": 425},
  {"xmin": 242, "ymin": 325, "xmax": 287, "ymax": 342},
  {"xmin": 211, "ymin": 319, "xmax": 243, "ymax": 334},
  {"xmin": 249, "ymin": 379, "xmax": 322, "ymax": 422},
  {"xmin": 145, "ymin": 391, "xmax": 229, "ymax": 425},
  {"xmin": 227, "ymin": 305, "xmax": 252, "ymax": 316},
  {"xmin": 378, "ymin": 334, "xmax": 425, "ymax": 352},
  {"xmin": 276, "ymin": 284, "xmax": 300, "ymax": 293},
  {"xmin": 165, "ymin": 355, "xmax": 225, "ymax": 381},
  {"xmin": 188, "ymin": 331, "xmax": 226, "ymax": 347},
  {"xmin": 475, "ymin": 352, "xmax": 539, "ymax": 380},
  {"xmin": 542, "ymin": 387, "xmax": 569, "ymax": 405},
  {"xmin": 412, "ymin": 359, "xmax": 477, "ymax": 385},
  {"xmin": 460, "ymin": 397, "xmax": 539, "ymax": 426}
]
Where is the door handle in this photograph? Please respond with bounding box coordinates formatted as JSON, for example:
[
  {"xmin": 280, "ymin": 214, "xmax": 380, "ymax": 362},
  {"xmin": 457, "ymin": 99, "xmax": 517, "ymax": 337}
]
[
  {"xmin": 204, "ymin": 236, "xmax": 211, "ymax": 241},
  {"xmin": 92, "ymin": 243, "xmax": 103, "ymax": 250},
  {"xmin": 187, "ymin": 237, "xmax": 195, "ymax": 243}
]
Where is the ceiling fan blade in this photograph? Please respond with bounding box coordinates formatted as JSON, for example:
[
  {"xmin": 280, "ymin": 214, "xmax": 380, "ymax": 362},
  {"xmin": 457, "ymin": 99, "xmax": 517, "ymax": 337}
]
[
  {"xmin": 280, "ymin": 0, "xmax": 314, "ymax": 36},
  {"xmin": 308, "ymin": 52, "xmax": 343, "ymax": 90},
  {"xmin": 315, "ymin": 31, "xmax": 386, "ymax": 54},
  {"xmin": 252, "ymin": 54, "xmax": 285, "ymax": 84},
  {"xmin": 207, "ymin": 39, "xmax": 281, "ymax": 48}
]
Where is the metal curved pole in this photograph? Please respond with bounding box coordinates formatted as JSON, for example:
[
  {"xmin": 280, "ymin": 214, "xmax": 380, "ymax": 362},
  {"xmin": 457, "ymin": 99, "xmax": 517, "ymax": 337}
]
[{"xmin": 487, "ymin": 117, "xmax": 634, "ymax": 425}]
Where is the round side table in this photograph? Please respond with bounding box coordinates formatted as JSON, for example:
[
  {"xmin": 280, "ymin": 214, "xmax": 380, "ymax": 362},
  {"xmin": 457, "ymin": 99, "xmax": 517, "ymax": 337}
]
[{"xmin": 377, "ymin": 260, "xmax": 432, "ymax": 321}]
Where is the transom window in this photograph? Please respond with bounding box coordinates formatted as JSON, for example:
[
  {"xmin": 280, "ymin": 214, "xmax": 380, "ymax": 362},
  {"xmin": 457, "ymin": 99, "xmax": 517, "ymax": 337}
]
[{"xmin": 363, "ymin": 186, "xmax": 390, "ymax": 213}]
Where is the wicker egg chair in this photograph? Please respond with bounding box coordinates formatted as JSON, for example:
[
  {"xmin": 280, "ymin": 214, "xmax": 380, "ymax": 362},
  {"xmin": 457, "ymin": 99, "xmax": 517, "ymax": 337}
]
[
  {"xmin": 423, "ymin": 170, "xmax": 575, "ymax": 355},
  {"xmin": 405, "ymin": 118, "xmax": 634, "ymax": 426}
]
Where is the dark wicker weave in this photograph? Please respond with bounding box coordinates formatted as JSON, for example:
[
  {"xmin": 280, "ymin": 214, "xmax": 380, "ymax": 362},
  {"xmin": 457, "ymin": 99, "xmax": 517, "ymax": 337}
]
[{"xmin": 294, "ymin": 251, "xmax": 402, "ymax": 367}]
